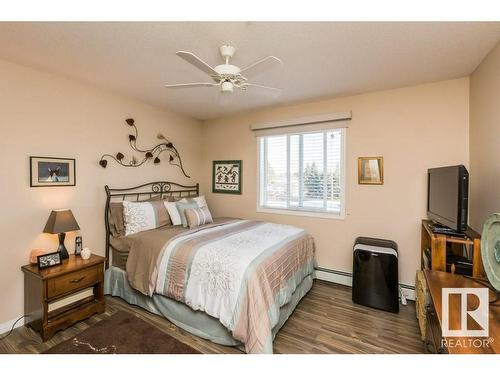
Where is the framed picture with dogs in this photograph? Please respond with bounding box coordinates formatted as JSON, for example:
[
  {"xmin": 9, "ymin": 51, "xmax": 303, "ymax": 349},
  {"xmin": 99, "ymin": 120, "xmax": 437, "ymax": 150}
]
[{"xmin": 30, "ymin": 156, "xmax": 76, "ymax": 187}]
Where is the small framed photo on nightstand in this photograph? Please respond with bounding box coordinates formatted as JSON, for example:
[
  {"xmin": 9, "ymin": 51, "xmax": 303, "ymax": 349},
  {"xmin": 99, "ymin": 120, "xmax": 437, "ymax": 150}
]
[{"xmin": 37, "ymin": 251, "xmax": 62, "ymax": 270}]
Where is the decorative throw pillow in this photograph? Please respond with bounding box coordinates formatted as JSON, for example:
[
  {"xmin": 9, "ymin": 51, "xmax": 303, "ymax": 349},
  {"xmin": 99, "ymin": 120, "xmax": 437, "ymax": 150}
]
[
  {"xmin": 109, "ymin": 196, "xmax": 161, "ymax": 237},
  {"xmin": 164, "ymin": 196, "xmax": 187, "ymax": 202},
  {"xmin": 192, "ymin": 195, "xmax": 207, "ymax": 208},
  {"xmin": 166, "ymin": 195, "xmax": 206, "ymax": 206},
  {"xmin": 109, "ymin": 202, "xmax": 126, "ymax": 237},
  {"xmin": 162, "ymin": 196, "xmax": 207, "ymax": 226},
  {"xmin": 175, "ymin": 201, "xmax": 199, "ymax": 227},
  {"xmin": 185, "ymin": 206, "xmax": 213, "ymax": 228},
  {"xmin": 164, "ymin": 201, "xmax": 183, "ymax": 226},
  {"xmin": 122, "ymin": 200, "xmax": 171, "ymax": 236}
]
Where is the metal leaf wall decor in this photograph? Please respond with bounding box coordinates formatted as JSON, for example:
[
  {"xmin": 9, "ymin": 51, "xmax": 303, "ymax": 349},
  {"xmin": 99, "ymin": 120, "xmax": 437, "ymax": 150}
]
[{"xmin": 99, "ymin": 118, "xmax": 190, "ymax": 178}]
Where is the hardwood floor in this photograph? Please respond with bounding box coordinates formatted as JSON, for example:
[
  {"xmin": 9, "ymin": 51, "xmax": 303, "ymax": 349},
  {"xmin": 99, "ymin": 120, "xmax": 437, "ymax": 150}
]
[{"xmin": 0, "ymin": 280, "xmax": 425, "ymax": 354}]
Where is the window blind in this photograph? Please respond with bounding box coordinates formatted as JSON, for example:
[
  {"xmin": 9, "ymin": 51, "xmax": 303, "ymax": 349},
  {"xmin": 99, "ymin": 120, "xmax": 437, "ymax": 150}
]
[
  {"xmin": 251, "ymin": 111, "xmax": 351, "ymax": 136},
  {"xmin": 258, "ymin": 128, "xmax": 345, "ymax": 216}
]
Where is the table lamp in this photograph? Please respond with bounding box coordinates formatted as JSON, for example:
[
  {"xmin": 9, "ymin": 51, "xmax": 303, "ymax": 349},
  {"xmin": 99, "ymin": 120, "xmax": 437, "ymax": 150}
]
[{"xmin": 43, "ymin": 209, "xmax": 80, "ymax": 260}]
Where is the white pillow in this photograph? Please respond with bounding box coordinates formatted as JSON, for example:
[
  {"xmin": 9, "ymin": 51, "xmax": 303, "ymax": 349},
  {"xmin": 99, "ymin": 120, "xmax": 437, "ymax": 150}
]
[
  {"xmin": 122, "ymin": 200, "xmax": 169, "ymax": 236},
  {"xmin": 192, "ymin": 195, "xmax": 207, "ymax": 208},
  {"xmin": 163, "ymin": 196, "xmax": 207, "ymax": 226},
  {"xmin": 164, "ymin": 201, "xmax": 182, "ymax": 226}
]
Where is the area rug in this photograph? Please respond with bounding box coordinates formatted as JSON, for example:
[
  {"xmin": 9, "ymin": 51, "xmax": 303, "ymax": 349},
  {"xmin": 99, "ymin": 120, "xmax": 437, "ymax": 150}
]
[{"xmin": 43, "ymin": 311, "xmax": 200, "ymax": 354}]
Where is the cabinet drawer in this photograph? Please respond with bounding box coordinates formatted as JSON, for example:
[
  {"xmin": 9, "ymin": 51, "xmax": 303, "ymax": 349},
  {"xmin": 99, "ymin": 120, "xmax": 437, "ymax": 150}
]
[{"xmin": 47, "ymin": 266, "xmax": 99, "ymax": 299}]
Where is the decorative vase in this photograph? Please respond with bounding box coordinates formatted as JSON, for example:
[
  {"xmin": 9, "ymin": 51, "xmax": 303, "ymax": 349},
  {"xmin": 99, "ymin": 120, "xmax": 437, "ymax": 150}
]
[{"xmin": 81, "ymin": 247, "xmax": 91, "ymax": 260}]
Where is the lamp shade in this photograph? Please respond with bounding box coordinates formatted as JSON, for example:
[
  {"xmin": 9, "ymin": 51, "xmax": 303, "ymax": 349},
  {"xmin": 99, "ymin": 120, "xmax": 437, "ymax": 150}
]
[{"xmin": 43, "ymin": 209, "xmax": 80, "ymax": 234}]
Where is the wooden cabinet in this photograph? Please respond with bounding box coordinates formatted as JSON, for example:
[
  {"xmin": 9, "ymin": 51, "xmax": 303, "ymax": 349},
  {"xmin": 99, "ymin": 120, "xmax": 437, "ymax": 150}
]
[
  {"xmin": 420, "ymin": 220, "xmax": 484, "ymax": 278},
  {"xmin": 423, "ymin": 270, "xmax": 499, "ymax": 354},
  {"xmin": 21, "ymin": 254, "xmax": 105, "ymax": 341},
  {"xmin": 424, "ymin": 303, "xmax": 448, "ymax": 353}
]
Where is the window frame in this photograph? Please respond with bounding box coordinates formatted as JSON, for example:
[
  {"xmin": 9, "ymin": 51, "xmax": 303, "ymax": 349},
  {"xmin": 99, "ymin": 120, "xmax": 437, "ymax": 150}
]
[{"xmin": 256, "ymin": 127, "xmax": 346, "ymax": 220}]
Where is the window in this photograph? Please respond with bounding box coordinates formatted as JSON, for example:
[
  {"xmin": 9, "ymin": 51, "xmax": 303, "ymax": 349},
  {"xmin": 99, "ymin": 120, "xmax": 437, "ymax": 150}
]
[{"xmin": 258, "ymin": 128, "xmax": 345, "ymax": 218}]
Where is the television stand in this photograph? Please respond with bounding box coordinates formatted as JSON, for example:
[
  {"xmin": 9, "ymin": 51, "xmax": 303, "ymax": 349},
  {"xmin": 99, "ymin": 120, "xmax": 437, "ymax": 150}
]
[
  {"xmin": 428, "ymin": 224, "xmax": 467, "ymax": 238},
  {"xmin": 421, "ymin": 220, "xmax": 484, "ymax": 278}
]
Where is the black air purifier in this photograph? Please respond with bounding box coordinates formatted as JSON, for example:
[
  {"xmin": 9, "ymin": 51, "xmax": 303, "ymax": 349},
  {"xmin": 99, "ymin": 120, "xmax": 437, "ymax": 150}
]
[{"xmin": 352, "ymin": 237, "xmax": 399, "ymax": 313}]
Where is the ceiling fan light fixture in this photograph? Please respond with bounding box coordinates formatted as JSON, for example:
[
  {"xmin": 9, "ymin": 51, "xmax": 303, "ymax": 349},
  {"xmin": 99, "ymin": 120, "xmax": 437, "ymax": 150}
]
[
  {"xmin": 221, "ymin": 81, "xmax": 234, "ymax": 93},
  {"xmin": 164, "ymin": 44, "xmax": 282, "ymax": 96}
]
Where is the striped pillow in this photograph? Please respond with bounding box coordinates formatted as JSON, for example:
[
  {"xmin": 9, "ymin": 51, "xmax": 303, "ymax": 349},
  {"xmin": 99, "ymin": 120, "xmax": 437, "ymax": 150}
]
[
  {"xmin": 175, "ymin": 201, "xmax": 199, "ymax": 227},
  {"xmin": 185, "ymin": 206, "xmax": 213, "ymax": 228},
  {"xmin": 122, "ymin": 200, "xmax": 171, "ymax": 236}
]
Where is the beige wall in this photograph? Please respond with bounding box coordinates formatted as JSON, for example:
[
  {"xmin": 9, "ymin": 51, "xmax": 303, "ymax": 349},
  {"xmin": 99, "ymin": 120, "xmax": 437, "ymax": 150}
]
[
  {"xmin": 469, "ymin": 41, "xmax": 500, "ymax": 231},
  {"xmin": 0, "ymin": 59, "xmax": 203, "ymax": 325},
  {"xmin": 201, "ymin": 78, "xmax": 470, "ymax": 286}
]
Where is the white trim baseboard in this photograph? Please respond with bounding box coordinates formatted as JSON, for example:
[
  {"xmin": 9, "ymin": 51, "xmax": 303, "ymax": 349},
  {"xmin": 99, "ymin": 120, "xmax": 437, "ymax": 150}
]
[
  {"xmin": 315, "ymin": 267, "xmax": 416, "ymax": 301},
  {"xmin": 0, "ymin": 316, "xmax": 25, "ymax": 336}
]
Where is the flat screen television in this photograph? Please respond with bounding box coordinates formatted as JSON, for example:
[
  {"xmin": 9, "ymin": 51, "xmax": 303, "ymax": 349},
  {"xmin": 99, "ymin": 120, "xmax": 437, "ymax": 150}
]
[{"xmin": 427, "ymin": 165, "xmax": 469, "ymax": 232}]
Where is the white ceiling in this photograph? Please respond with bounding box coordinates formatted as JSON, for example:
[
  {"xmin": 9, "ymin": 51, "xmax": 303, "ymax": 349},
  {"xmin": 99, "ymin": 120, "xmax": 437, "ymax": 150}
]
[{"xmin": 0, "ymin": 22, "xmax": 499, "ymax": 120}]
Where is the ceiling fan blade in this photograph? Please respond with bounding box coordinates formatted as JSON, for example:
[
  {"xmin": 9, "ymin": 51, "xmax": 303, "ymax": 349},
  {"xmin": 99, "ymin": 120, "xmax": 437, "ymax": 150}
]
[
  {"xmin": 164, "ymin": 82, "xmax": 219, "ymax": 89},
  {"xmin": 241, "ymin": 83, "xmax": 282, "ymax": 98},
  {"xmin": 243, "ymin": 83, "xmax": 282, "ymax": 92},
  {"xmin": 176, "ymin": 51, "xmax": 218, "ymax": 76},
  {"xmin": 240, "ymin": 56, "xmax": 283, "ymax": 75}
]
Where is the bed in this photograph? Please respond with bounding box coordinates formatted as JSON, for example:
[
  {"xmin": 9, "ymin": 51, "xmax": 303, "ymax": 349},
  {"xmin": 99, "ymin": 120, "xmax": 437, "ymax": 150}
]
[{"xmin": 103, "ymin": 181, "xmax": 315, "ymax": 353}]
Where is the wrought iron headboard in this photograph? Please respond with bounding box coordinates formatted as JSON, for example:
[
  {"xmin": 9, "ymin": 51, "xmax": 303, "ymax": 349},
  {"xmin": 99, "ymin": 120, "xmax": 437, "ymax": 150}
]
[{"xmin": 104, "ymin": 181, "xmax": 199, "ymax": 268}]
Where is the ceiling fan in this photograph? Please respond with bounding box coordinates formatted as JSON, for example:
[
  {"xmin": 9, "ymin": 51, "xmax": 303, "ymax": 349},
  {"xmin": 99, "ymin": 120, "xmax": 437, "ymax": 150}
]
[{"xmin": 164, "ymin": 44, "xmax": 282, "ymax": 94}]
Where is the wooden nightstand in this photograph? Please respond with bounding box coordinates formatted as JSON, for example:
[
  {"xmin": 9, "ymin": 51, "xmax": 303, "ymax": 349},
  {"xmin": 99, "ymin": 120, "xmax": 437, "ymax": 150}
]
[{"xmin": 21, "ymin": 254, "xmax": 105, "ymax": 341}]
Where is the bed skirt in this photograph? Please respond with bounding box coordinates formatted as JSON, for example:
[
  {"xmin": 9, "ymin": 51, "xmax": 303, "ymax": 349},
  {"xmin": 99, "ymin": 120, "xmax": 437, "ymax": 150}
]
[{"xmin": 104, "ymin": 266, "xmax": 314, "ymax": 350}]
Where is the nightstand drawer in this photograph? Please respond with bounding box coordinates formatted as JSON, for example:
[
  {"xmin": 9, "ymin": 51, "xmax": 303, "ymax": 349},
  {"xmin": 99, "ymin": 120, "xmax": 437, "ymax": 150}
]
[{"xmin": 47, "ymin": 266, "xmax": 99, "ymax": 299}]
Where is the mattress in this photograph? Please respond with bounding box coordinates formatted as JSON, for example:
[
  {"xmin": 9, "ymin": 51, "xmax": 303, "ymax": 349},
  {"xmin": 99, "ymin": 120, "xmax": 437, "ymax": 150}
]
[{"xmin": 104, "ymin": 266, "xmax": 314, "ymax": 348}]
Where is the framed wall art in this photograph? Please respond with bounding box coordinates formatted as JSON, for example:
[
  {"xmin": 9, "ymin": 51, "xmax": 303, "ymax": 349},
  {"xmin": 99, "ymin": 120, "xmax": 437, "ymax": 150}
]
[
  {"xmin": 358, "ymin": 156, "xmax": 384, "ymax": 185},
  {"xmin": 212, "ymin": 160, "xmax": 242, "ymax": 194},
  {"xmin": 30, "ymin": 156, "xmax": 76, "ymax": 187}
]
